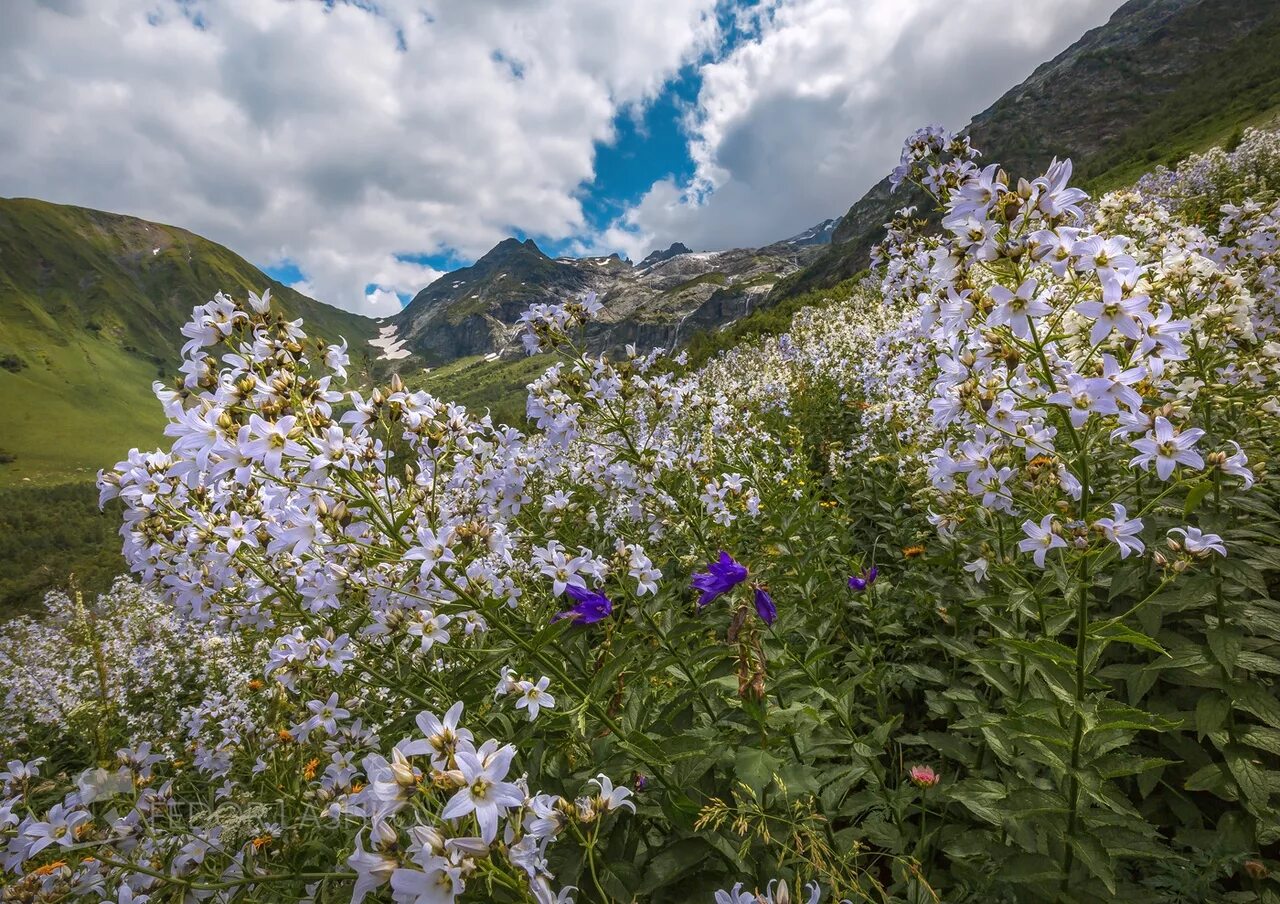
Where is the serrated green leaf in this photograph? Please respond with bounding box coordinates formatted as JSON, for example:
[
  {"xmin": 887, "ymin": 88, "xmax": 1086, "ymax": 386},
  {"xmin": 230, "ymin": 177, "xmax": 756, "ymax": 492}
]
[
  {"xmin": 1238, "ymin": 725, "xmax": 1280, "ymax": 757},
  {"xmin": 1207, "ymin": 626, "xmax": 1242, "ymax": 671},
  {"xmin": 1225, "ymin": 744, "xmax": 1273, "ymax": 810},
  {"xmin": 636, "ymin": 837, "xmax": 718, "ymax": 894},
  {"xmin": 998, "ymin": 852, "xmax": 1062, "ymax": 884},
  {"xmin": 734, "ymin": 746, "xmax": 781, "ymax": 796},
  {"xmin": 1195, "ymin": 693, "xmax": 1232, "ymax": 738},
  {"xmin": 1069, "ymin": 831, "xmax": 1116, "ymax": 894}
]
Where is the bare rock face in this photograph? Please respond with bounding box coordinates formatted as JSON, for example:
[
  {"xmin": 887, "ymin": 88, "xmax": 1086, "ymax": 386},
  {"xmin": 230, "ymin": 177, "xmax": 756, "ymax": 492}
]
[
  {"xmin": 636, "ymin": 242, "xmax": 692, "ymax": 269},
  {"xmin": 392, "ymin": 236, "xmax": 822, "ymax": 365}
]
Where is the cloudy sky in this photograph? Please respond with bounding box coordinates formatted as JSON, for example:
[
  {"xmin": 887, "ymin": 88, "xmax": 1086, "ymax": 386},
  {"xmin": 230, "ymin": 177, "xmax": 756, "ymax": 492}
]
[{"xmin": 1, "ymin": 0, "xmax": 1125, "ymax": 316}]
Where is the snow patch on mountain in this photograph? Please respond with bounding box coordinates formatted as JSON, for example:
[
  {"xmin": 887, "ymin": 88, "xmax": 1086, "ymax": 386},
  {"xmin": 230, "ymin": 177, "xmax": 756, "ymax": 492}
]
[{"xmin": 368, "ymin": 324, "xmax": 411, "ymax": 361}]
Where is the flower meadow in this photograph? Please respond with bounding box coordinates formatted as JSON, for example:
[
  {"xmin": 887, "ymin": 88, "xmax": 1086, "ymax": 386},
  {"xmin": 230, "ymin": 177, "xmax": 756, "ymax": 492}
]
[{"xmin": 4, "ymin": 128, "xmax": 1280, "ymax": 904}]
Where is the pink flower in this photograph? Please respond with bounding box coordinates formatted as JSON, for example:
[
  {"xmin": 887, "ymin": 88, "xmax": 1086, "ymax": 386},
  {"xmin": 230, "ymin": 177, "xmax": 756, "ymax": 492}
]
[{"xmin": 909, "ymin": 765, "xmax": 939, "ymax": 788}]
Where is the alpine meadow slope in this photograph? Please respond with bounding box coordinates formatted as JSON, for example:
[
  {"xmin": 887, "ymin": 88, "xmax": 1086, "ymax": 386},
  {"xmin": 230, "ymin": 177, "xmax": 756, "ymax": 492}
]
[
  {"xmin": 0, "ymin": 198, "xmax": 386, "ymax": 611},
  {"xmin": 0, "ymin": 197, "xmax": 383, "ymax": 486}
]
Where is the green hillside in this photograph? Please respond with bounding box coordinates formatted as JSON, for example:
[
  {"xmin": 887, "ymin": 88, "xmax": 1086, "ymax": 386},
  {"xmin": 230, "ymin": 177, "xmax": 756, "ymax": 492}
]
[
  {"xmin": 0, "ymin": 197, "xmax": 379, "ymax": 485},
  {"xmin": 414, "ymin": 353, "xmax": 553, "ymax": 427},
  {"xmin": 1077, "ymin": 5, "xmax": 1280, "ymax": 191},
  {"xmin": 0, "ymin": 198, "xmax": 385, "ymax": 613}
]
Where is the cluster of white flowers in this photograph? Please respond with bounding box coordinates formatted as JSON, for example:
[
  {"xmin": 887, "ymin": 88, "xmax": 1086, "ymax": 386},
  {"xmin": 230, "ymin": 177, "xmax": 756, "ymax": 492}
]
[
  {"xmin": 878, "ymin": 126, "xmax": 1274, "ymax": 572},
  {"xmin": 1, "ymin": 701, "xmax": 630, "ymax": 904},
  {"xmin": 0, "ymin": 578, "xmax": 244, "ymax": 755},
  {"xmin": 345, "ymin": 702, "xmax": 631, "ymax": 904},
  {"xmin": 1133, "ymin": 127, "xmax": 1280, "ymax": 215},
  {"xmin": 517, "ymin": 292, "xmax": 604, "ymax": 354},
  {"xmin": 679, "ymin": 126, "xmax": 1278, "ymax": 580}
]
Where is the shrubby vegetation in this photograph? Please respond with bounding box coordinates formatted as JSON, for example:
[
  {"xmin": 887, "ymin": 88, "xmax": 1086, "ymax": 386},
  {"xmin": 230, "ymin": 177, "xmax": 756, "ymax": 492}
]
[
  {"xmin": 0, "ymin": 483, "xmax": 124, "ymax": 613},
  {"xmin": 4, "ymin": 128, "xmax": 1280, "ymax": 903}
]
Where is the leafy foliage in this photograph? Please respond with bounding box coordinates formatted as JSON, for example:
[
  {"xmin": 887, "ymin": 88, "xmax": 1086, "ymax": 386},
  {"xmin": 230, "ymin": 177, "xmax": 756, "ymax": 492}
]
[{"xmin": 0, "ymin": 482, "xmax": 123, "ymax": 614}]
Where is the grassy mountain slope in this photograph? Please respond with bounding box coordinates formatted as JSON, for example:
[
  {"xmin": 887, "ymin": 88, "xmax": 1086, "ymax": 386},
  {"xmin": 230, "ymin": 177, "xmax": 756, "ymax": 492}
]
[
  {"xmin": 0, "ymin": 197, "xmax": 379, "ymax": 485},
  {"xmin": 414, "ymin": 353, "xmax": 552, "ymax": 427},
  {"xmin": 0, "ymin": 198, "xmax": 385, "ymax": 613},
  {"xmin": 773, "ymin": 0, "xmax": 1280, "ymax": 301}
]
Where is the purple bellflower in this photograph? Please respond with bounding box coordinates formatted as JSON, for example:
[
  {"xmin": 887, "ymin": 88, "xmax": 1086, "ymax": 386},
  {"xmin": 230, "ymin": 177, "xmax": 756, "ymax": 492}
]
[
  {"xmin": 553, "ymin": 584, "xmax": 613, "ymax": 625},
  {"xmin": 692, "ymin": 551, "xmax": 777, "ymax": 625},
  {"xmin": 691, "ymin": 551, "xmax": 748, "ymax": 606},
  {"xmin": 848, "ymin": 566, "xmax": 879, "ymax": 592},
  {"xmin": 753, "ymin": 586, "xmax": 777, "ymax": 625}
]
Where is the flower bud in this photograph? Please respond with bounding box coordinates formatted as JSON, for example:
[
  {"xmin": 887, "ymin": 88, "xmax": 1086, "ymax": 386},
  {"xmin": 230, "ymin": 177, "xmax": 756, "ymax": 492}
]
[
  {"xmin": 445, "ymin": 836, "xmax": 491, "ymax": 857},
  {"xmin": 389, "ymin": 749, "xmax": 417, "ymax": 787},
  {"xmin": 909, "ymin": 765, "xmax": 939, "ymax": 788},
  {"xmin": 407, "ymin": 824, "xmax": 444, "ymax": 854}
]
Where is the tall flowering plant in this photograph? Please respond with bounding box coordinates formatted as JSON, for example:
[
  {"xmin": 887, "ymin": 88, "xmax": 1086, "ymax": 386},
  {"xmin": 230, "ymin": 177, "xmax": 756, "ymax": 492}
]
[
  {"xmin": 2, "ymin": 126, "xmax": 1279, "ymax": 902},
  {"xmin": 870, "ymin": 125, "xmax": 1280, "ymax": 894}
]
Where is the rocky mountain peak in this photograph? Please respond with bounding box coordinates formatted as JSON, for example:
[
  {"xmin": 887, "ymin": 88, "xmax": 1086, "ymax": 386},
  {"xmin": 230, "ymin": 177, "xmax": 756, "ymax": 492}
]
[{"xmin": 637, "ymin": 242, "xmax": 692, "ymax": 269}]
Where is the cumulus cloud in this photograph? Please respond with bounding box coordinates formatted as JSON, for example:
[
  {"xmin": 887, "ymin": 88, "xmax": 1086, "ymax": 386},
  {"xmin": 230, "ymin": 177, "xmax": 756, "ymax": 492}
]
[
  {"xmin": 602, "ymin": 0, "xmax": 1126, "ymax": 260},
  {"xmin": 0, "ymin": 0, "xmax": 720, "ymax": 315}
]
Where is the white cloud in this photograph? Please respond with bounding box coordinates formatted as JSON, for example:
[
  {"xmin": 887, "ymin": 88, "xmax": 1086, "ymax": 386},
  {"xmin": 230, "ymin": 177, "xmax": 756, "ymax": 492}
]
[
  {"xmin": 0, "ymin": 0, "xmax": 720, "ymax": 315},
  {"xmin": 604, "ymin": 0, "xmax": 1127, "ymax": 260}
]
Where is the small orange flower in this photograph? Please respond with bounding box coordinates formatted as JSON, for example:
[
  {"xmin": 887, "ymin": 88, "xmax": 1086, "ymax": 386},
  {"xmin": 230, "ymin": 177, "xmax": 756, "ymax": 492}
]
[
  {"xmin": 351, "ymin": 781, "xmax": 365, "ymax": 795},
  {"xmin": 277, "ymin": 729, "xmax": 294, "ymax": 744},
  {"xmin": 902, "ymin": 545, "xmax": 926, "ymax": 558},
  {"xmin": 35, "ymin": 860, "xmax": 68, "ymax": 876},
  {"xmin": 251, "ymin": 835, "xmax": 273, "ymax": 851},
  {"xmin": 303, "ymin": 758, "xmax": 320, "ymax": 781},
  {"xmin": 1244, "ymin": 860, "xmax": 1269, "ymax": 880},
  {"xmin": 247, "ymin": 679, "xmax": 264, "ymax": 691}
]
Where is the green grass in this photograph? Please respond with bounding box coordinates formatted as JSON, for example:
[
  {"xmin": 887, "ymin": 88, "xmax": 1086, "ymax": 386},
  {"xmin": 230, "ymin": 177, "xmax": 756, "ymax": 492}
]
[
  {"xmin": 682, "ymin": 276, "xmax": 865, "ymax": 371},
  {"xmin": 0, "ymin": 196, "xmax": 379, "ymax": 485},
  {"xmin": 0, "ymin": 324, "xmax": 166, "ymax": 486},
  {"xmin": 0, "ymin": 481, "xmax": 124, "ymax": 615},
  {"xmin": 412, "ymin": 353, "xmax": 554, "ymax": 427}
]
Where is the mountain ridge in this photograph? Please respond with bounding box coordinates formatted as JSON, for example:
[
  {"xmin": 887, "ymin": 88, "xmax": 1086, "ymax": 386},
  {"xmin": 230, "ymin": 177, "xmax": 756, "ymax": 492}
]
[
  {"xmin": 390, "ymin": 232, "xmax": 822, "ymax": 365},
  {"xmin": 774, "ymin": 0, "xmax": 1280, "ymax": 300}
]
